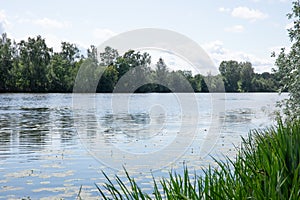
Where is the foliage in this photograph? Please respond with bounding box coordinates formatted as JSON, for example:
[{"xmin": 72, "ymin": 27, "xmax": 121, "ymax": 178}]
[
  {"xmin": 95, "ymin": 119, "xmax": 300, "ymax": 199},
  {"xmin": 100, "ymin": 46, "xmax": 119, "ymax": 66},
  {"xmin": 239, "ymin": 61, "xmax": 254, "ymax": 92},
  {"xmin": 0, "ymin": 33, "xmax": 281, "ymax": 93},
  {"xmin": 15, "ymin": 36, "xmax": 52, "ymax": 91},
  {"xmin": 219, "ymin": 60, "xmax": 279, "ymax": 92},
  {"xmin": 219, "ymin": 60, "xmax": 241, "ymax": 92},
  {"xmin": 273, "ymin": 0, "xmax": 300, "ymax": 121},
  {"xmin": 0, "ymin": 33, "xmax": 15, "ymax": 91},
  {"xmin": 97, "ymin": 65, "xmax": 119, "ymax": 92},
  {"xmin": 47, "ymin": 42, "xmax": 80, "ymax": 92}
]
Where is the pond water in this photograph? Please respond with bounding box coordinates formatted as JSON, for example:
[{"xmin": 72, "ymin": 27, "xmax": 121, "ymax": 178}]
[{"xmin": 0, "ymin": 93, "xmax": 286, "ymax": 199}]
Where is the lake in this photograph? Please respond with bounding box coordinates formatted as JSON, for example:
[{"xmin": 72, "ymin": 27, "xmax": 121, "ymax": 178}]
[{"xmin": 0, "ymin": 93, "xmax": 286, "ymax": 199}]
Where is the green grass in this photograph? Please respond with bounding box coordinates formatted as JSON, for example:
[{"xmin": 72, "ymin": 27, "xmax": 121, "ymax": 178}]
[{"xmin": 95, "ymin": 119, "xmax": 300, "ymax": 199}]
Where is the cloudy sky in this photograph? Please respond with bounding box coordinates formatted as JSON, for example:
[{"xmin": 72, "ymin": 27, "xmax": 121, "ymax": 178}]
[{"xmin": 0, "ymin": 0, "xmax": 293, "ymax": 73}]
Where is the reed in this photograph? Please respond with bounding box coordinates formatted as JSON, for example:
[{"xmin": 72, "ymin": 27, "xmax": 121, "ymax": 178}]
[{"xmin": 95, "ymin": 119, "xmax": 300, "ymax": 199}]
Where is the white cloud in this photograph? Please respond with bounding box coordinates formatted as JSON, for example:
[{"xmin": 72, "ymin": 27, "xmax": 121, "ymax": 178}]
[
  {"xmin": 43, "ymin": 34, "xmax": 63, "ymax": 52},
  {"xmin": 218, "ymin": 7, "xmax": 231, "ymax": 13},
  {"xmin": 0, "ymin": 10, "xmax": 9, "ymax": 33},
  {"xmin": 14, "ymin": 33, "xmax": 89, "ymax": 54},
  {"xmin": 225, "ymin": 25, "xmax": 244, "ymax": 33},
  {"xmin": 231, "ymin": 6, "xmax": 268, "ymax": 21},
  {"xmin": 92, "ymin": 28, "xmax": 116, "ymax": 42},
  {"xmin": 285, "ymin": 22, "xmax": 293, "ymax": 30},
  {"xmin": 143, "ymin": 49, "xmax": 200, "ymax": 75},
  {"xmin": 203, "ymin": 40, "xmax": 225, "ymax": 55},
  {"xmin": 15, "ymin": 34, "xmax": 61, "ymax": 52},
  {"xmin": 0, "ymin": 10, "xmax": 7, "ymax": 22},
  {"xmin": 16, "ymin": 17, "xmax": 31, "ymax": 24},
  {"xmin": 202, "ymin": 40, "xmax": 274, "ymax": 73},
  {"xmin": 44, "ymin": 34, "xmax": 90, "ymax": 53},
  {"xmin": 34, "ymin": 18, "xmax": 70, "ymax": 29}
]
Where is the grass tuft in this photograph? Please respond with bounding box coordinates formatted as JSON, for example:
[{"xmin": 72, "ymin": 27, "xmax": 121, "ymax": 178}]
[{"xmin": 96, "ymin": 119, "xmax": 300, "ymax": 199}]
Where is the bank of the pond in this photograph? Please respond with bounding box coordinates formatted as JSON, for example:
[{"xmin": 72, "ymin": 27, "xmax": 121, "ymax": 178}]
[{"xmin": 95, "ymin": 119, "xmax": 300, "ymax": 199}]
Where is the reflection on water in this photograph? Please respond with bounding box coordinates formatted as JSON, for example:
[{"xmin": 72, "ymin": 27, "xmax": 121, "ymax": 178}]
[
  {"xmin": 0, "ymin": 103, "xmax": 76, "ymax": 155},
  {"xmin": 0, "ymin": 93, "xmax": 286, "ymax": 199}
]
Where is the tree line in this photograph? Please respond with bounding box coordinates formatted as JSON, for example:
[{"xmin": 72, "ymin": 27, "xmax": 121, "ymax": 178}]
[{"xmin": 0, "ymin": 33, "xmax": 282, "ymax": 93}]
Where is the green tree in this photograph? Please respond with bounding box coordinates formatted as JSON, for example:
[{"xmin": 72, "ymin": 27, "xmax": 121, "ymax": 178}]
[
  {"xmin": 47, "ymin": 42, "xmax": 80, "ymax": 92},
  {"xmin": 251, "ymin": 72, "xmax": 278, "ymax": 92},
  {"xmin": 239, "ymin": 62, "xmax": 254, "ymax": 92},
  {"xmin": 167, "ymin": 71, "xmax": 193, "ymax": 92},
  {"xmin": 73, "ymin": 57, "xmax": 99, "ymax": 92},
  {"xmin": 97, "ymin": 65, "xmax": 119, "ymax": 92},
  {"xmin": 0, "ymin": 33, "xmax": 15, "ymax": 91},
  {"xmin": 204, "ymin": 72, "xmax": 224, "ymax": 92},
  {"xmin": 60, "ymin": 42, "xmax": 80, "ymax": 63},
  {"xmin": 115, "ymin": 50, "xmax": 151, "ymax": 79},
  {"xmin": 15, "ymin": 36, "xmax": 52, "ymax": 91},
  {"xmin": 154, "ymin": 58, "xmax": 170, "ymax": 92},
  {"xmin": 87, "ymin": 45, "xmax": 98, "ymax": 64},
  {"xmin": 273, "ymin": 0, "xmax": 300, "ymax": 120},
  {"xmin": 219, "ymin": 60, "xmax": 241, "ymax": 92},
  {"xmin": 113, "ymin": 50, "xmax": 152, "ymax": 92},
  {"xmin": 100, "ymin": 46, "xmax": 119, "ymax": 66},
  {"xmin": 193, "ymin": 74, "xmax": 208, "ymax": 92}
]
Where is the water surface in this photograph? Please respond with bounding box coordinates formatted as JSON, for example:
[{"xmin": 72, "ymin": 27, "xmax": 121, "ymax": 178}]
[{"xmin": 0, "ymin": 93, "xmax": 286, "ymax": 199}]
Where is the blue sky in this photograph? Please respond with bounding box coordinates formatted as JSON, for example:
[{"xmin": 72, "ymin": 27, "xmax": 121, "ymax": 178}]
[{"xmin": 0, "ymin": 0, "xmax": 293, "ymax": 73}]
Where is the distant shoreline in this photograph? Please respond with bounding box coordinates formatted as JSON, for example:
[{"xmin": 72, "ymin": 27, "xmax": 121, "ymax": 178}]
[{"xmin": 0, "ymin": 91, "xmax": 285, "ymax": 94}]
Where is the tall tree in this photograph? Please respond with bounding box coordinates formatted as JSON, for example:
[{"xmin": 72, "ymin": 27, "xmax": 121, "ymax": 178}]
[
  {"xmin": 99, "ymin": 46, "xmax": 119, "ymax": 66},
  {"xmin": 97, "ymin": 65, "xmax": 119, "ymax": 92},
  {"xmin": 154, "ymin": 58, "xmax": 169, "ymax": 92},
  {"xmin": 193, "ymin": 74, "xmax": 208, "ymax": 92},
  {"xmin": 273, "ymin": 0, "xmax": 300, "ymax": 120},
  {"xmin": 0, "ymin": 33, "xmax": 15, "ymax": 91},
  {"xmin": 204, "ymin": 72, "xmax": 224, "ymax": 92},
  {"xmin": 113, "ymin": 50, "xmax": 152, "ymax": 92},
  {"xmin": 60, "ymin": 42, "xmax": 80, "ymax": 63},
  {"xmin": 239, "ymin": 62, "xmax": 254, "ymax": 92},
  {"xmin": 47, "ymin": 42, "xmax": 80, "ymax": 92},
  {"xmin": 219, "ymin": 60, "xmax": 241, "ymax": 92},
  {"xmin": 16, "ymin": 36, "xmax": 52, "ymax": 91},
  {"xmin": 87, "ymin": 45, "xmax": 98, "ymax": 64},
  {"xmin": 115, "ymin": 50, "xmax": 151, "ymax": 79}
]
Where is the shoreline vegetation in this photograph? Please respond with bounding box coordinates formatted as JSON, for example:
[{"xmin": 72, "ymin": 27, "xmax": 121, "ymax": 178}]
[
  {"xmin": 83, "ymin": 9, "xmax": 300, "ymax": 192},
  {"xmin": 0, "ymin": 34, "xmax": 283, "ymax": 93},
  {"xmin": 6, "ymin": 0, "xmax": 300, "ymax": 199},
  {"xmin": 91, "ymin": 119, "xmax": 299, "ymax": 199}
]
